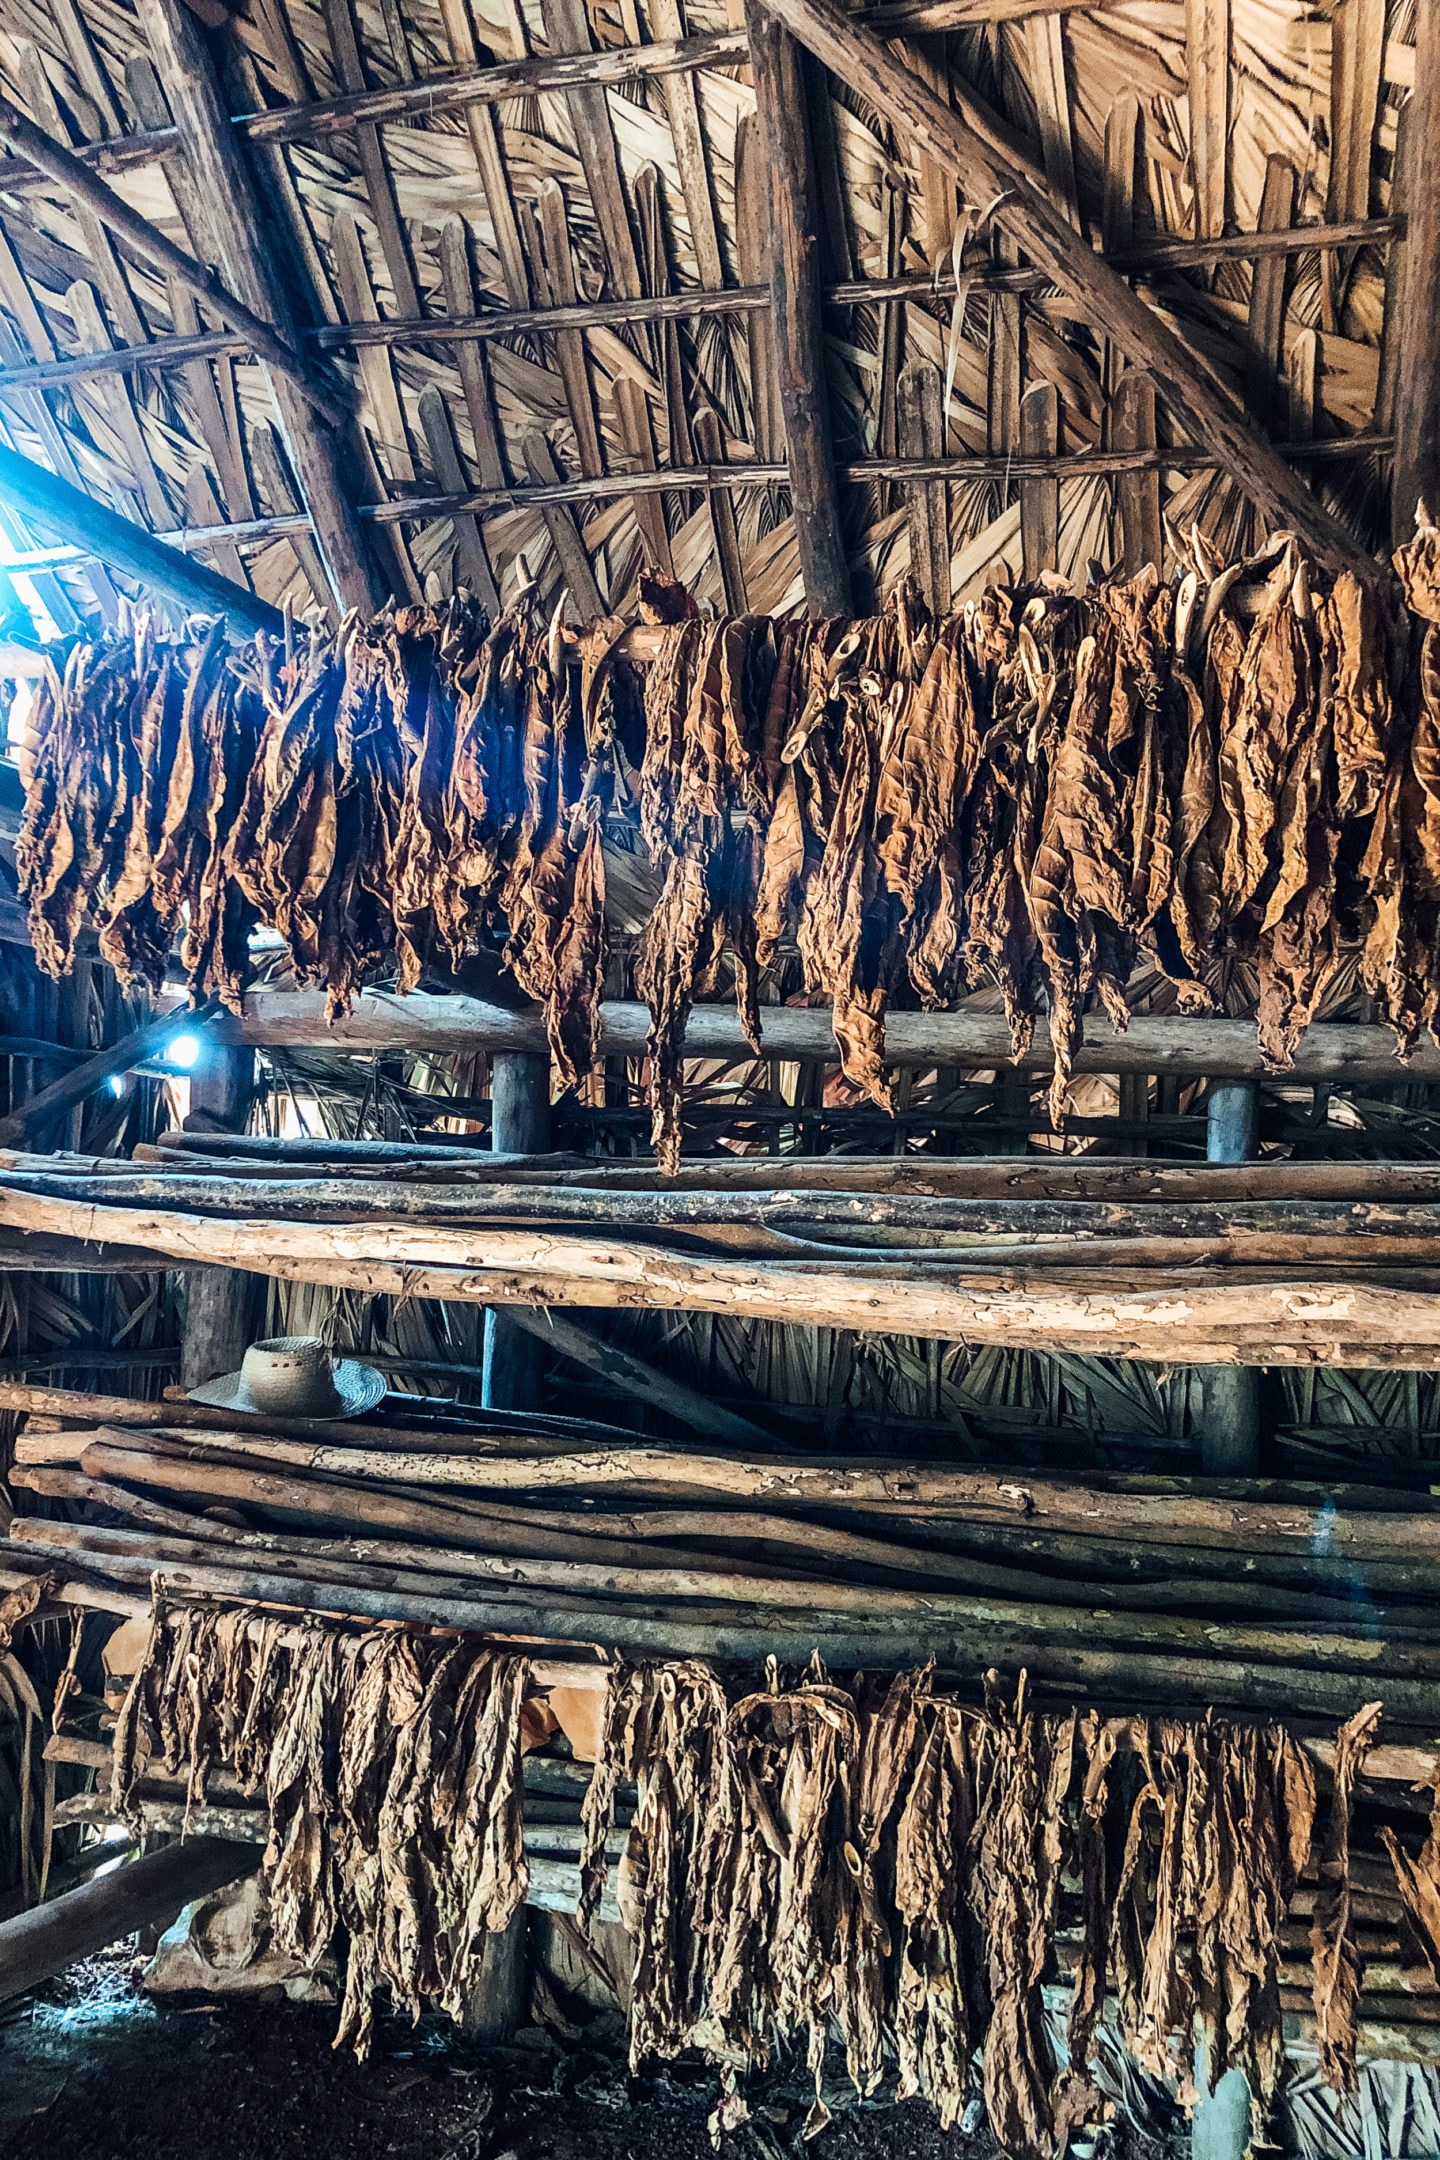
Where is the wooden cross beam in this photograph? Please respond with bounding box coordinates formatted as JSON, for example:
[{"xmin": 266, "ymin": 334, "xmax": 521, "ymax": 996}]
[
  {"xmin": 137, "ymin": 0, "xmax": 385, "ymax": 616},
  {"xmin": 755, "ymin": 0, "xmax": 1378, "ymax": 578}
]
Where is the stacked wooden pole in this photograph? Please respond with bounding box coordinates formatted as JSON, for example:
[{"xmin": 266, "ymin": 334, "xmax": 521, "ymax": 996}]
[
  {"xmin": 12, "ymin": 1147, "xmax": 1440, "ymax": 1364},
  {"xmin": 12, "ymin": 1376, "xmax": 1440, "ymax": 1724}
]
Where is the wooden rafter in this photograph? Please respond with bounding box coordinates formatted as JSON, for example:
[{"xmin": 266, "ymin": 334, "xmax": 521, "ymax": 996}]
[
  {"xmin": 0, "ymin": 440, "xmax": 282, "ymax": 632},
  {"xmin": 0, "ymin": 95, "xmax": 343, "ymax": 425},
  {"xmin": 753, "ymin": 0, "xmax": 1377, "ymax": 576},
  {"xmin": 8, "ymin": 433, "xmax": 1385, "ymax": 571},
  {"xmin": 1392, "ymin": 0, "xmax": 1440, "ymax": 542},
  {"xmin": 747, "ymin": 2, "xmax": 850, "ymax": 615},
  {"xmin": 136, "ymin": 0, "xmax": 384, "ymax": 614}
]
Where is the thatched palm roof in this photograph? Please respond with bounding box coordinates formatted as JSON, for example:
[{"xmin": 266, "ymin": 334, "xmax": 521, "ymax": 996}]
[{"xmin": 0, "ymin": 0, "xmax": 1404, "ymax": 633}]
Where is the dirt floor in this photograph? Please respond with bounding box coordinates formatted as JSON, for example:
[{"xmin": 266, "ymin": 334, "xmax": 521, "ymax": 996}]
[{"xmin": 0, "ymin": 1947, "xmax": 1023, "ymax": 2160}]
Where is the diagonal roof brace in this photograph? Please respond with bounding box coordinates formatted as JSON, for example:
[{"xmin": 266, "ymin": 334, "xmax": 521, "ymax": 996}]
[{"xmin": 0, "ymin": 96, "xmax": 348, "ymax": 430}]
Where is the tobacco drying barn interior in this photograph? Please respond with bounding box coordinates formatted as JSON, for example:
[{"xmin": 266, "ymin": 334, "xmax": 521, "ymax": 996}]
[{"xmin": 0, "ymin": 0, "xmax": 1433, "ymax": 2152}]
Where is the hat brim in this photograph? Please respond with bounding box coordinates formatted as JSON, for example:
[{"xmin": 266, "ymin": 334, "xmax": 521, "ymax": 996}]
[{"xmin": 186, "ymin": 1357, "xmax": 387, "ymax": 1420}]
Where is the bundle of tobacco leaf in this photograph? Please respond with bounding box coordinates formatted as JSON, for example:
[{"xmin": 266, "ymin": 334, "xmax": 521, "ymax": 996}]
[
  {"xmin": 16, "ymin": 519, "xmax": 1440, "ymax": 1168},
  {"xmin": 109, "ymin": 1608, "xmax": 1415, "ymax": 2151},
  {"xmin": 111, "ymin": 1599, "xmax": 529, "ymax": 2057}
]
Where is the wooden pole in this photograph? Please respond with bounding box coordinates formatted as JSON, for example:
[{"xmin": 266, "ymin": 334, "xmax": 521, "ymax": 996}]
[
  {"xmin": 178, "ymin": 989, "xmax": 1440, "ymax": 1086},
  {"xmin": 0, "ymin": 222, "xmax": 1397, "ymax": 397},
  {"xmin": 136, "ymin": 0, "xmax": 385, "ymax": 614},
  {"xmin": 1391, "ymin": 0, "xmax": 1440, "ymax": 543},
  {"xmin": 746, "ymin": 2, "xmax": 852, "ymax": 615},
  {"xmin": 0, "ymin": 98, "xmax": 343, "ymax": 427},
  {"xmin": 179, "ymin": 1046, "xmax": 256, "ymax": 1391},
  {"xmin": 753, "ymin": 0, "xmax": 1375, "ymax": 576},
  {"xmin": 501, "ymin": 1306, "xmax": 776, "ymax": 1445},
  {"xmin": 1200, "ymin": 1081, "xmax": 1261, "ymax": 1474},
  {"xmin": 483, "ymin": 1052, "xmax": 552, "ymax": 1412},
  {"xmin": 0, "ymin": 447, "xmax": 283, "ymax": 636},
  {"xmin": 0, "ymin": 1835, "xmax": 261, "ymax": 2004}
]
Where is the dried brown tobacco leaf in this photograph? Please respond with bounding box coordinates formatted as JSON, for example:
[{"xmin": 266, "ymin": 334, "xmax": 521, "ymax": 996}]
[
  {"xmin": 894, "ymin": 1700, "xmax": 982, "ymax": 2128},
  {"xmin": 579, "ymin": 1659, "xmax": 728, "ymax": 2067},
  {"xmin": 265, "ymin": 1627, "xmax": 350, "ymax": 1971},
  {"xmin": 1381, "ymin": 1781, "xmax": 1440, "ymax": 1985},
  {"xmin": 1310, "ymin": 1698, "xmax": 1383, "ymax": 2095},
  {"xmin": 390, "ymin": 619, "xmax": 462, "ymax": 996},
  {"xmin": 967, "ymin": 1678, "xmax": 1082, "ymax": 2160},
  {"xmin": 226, "ymin": 638, "xmax": 344, "ymax": 1005},
  {"xmin": 97, "ymin": 640, "xmax": 185, "ymax": 993},
  {"xmin": 500, "ymin": 615, "xmax": 615, "ymax": 1090},
  {"xmin": 635, "ymin": 618, "xmax": 773, "ymax": 1170},
  {"xmin": 960, "ymin": 600, "xmax": 1046, "ymax": 1064},
  {"xmin": 702, "ymin": 1671, "xmax": 868, "ymax": 2133},
  {"xmin": 874, "ymin": 619, "xmax": 981, "ymax": 1008},
  {"xmin": 797, "ymin": 599, "xmax": 940, "ymax": 1109},
  {"xmin": 1066, "ymin": 1713, "xmax": 1127, "ymax": 2074},
  {"xmin": 1394, "ymin": 507, "xmax": 1440, "ymax": 623},
  {"xmin": 117, "ymin": 1608, "xmax": 534, "ymax": 2061},
  {"xmin": 1320, "ymin": 571, "xmax": 1391, "ymax": 821},
  {"xmin": 1217, "ymin": 546, "xmax": 1320, "ymax": 922},
  {"xmin": 1015, "ymin": 600, "xmax": 1092, "ymax": 1124}
]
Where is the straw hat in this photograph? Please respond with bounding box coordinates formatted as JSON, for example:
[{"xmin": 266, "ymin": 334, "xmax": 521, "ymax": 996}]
[{"xmin": 187, "ymin": 1335, "xmax": 386, "ymax": 1420}]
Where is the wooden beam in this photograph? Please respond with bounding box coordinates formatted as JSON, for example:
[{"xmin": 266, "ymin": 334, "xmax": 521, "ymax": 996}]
[
  {"xmin": 0, "ymin": 97, "xmax": 343, "ymax": 427},
  {"xmin": 170, "ymin": 986, "xmax": 1440, "ymax": 1084},
  {"xmin": 0, "ymin": 440, "xmax": 1392, "ymax": 579},
  {"xmin": 0, "ymin": 223, "xmax": 1397, "ymax": 396},
  {"xmin": 1392, "ymin": 0, "xmax": 1440, "ymax": 543},
  {"xmin": 179, "ymin": 1045, "xmax": 256, "ymax": 1390},
  {"xmin": 0, "ymin": 998, "xmax": 221, "ymax": 1150},
  {"xmin": 502, "ymin": 1306, "xmax": 778, "ymax": 1446},
  {"xmin": 755, "ymin": 0, "xmax": 1377, "ymax": 576},
  {"xmin": 0, "ymin": 1835, "xmax": 262, "ymax": 2004},
  {"xmin": 747, "ymin": 2, "xmax": 851, "ymax": 615},
  {"xmin": 0, "ymin": 443, "xmax": 283, "ymax": 635},
  {"xmin": 482, "ymin": 1051, "xmax": 551, "ymax": 1414},
  {"xmin": 136, "ymin": 0, "xmax": 385, "ymax": 614}
]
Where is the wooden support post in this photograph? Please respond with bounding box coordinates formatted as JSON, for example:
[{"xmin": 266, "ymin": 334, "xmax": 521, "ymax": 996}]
[
  {"xmin": 1192, "ymin": 2055, "xmax": 1250, "ymax": 2160},
  {"xmin": 460, "ymin": 1908, "xmax": 527, "ymax": 2041},
  {"xmin": 482, "ymin": 1053, "xmax": 552, "ymax": 1412},
  {"xmin": 1199, "ymin": 1079, "xmax": 1260, "ymax": 1474},
  {"xmin": 753, "ymin": 0, "xmax": 1373, "ymax": 576},
  {"xmin": 1019, "ymin": 380, "xmax": 1058, "ymax": 580},
  {"xmin": 180, "ymin": 1046, "xmax": 256, "ymax": 1391},
  {"xmin": 0, "ymin": 444, "xmax": 282, "ymax": 636},
  {"xmin": 1206, "ymin": 1079, "xmax": 1259, "ymax": 1163},
  {"xmin": 137, "ymin": 0, "xmax": 385, "ymax": 615},
  {"xmin": 0, "ymin": 1835, "xmax": 261, "ymax": 2004},
  {"xmin": 746, "ymin": 2, "xmax": 852, "ymax": 616},
  {"xmin": 1392, "ymin": 0, "xmax": 1440, "ymax": 544}
]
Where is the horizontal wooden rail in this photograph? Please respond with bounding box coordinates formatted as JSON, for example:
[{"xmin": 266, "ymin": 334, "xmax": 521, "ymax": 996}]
[
  {"xmin": 154, "ymin": 986, "xmax": 1440, "ymax": 1084},
  {"xmin": 0, "ymin": 222, "xmax": 1396, "ymax": 401},
  {"xmin": 0, "ymin": 436, "xmax": 1388, "ymax": 571},
  {"xmin": 0, "ymin": 0, "xmax": 1112, "ymax": 190}
]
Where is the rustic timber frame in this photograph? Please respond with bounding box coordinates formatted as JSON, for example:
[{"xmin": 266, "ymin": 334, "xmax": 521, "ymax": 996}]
[{"xmin": 0, "ymin": 0, "xmax": 1419, "ymax": 618}]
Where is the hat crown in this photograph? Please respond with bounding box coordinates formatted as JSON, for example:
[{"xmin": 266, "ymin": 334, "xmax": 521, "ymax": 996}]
[{"xmin": 238, "ymin": 1336, "xmax": 344, "ymax": 1416}]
